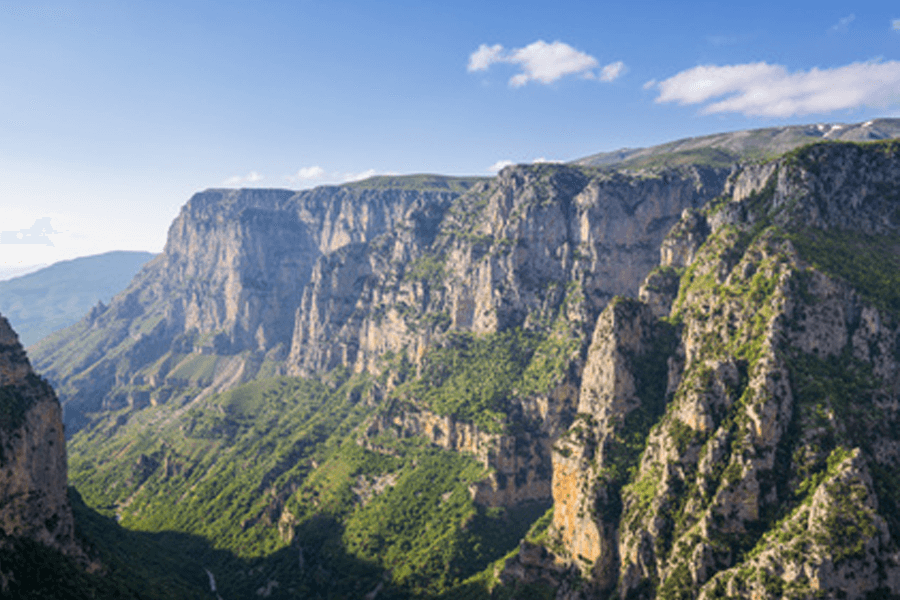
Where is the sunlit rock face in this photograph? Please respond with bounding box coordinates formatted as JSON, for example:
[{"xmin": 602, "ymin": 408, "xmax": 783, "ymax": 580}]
[{"xmin": 31, "ymin": 165, "xmax": 728, "ymax": 434}]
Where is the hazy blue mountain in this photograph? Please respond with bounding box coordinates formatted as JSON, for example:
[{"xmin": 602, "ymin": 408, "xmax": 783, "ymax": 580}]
[
  {"xmin": 0, "ymin": 250, "xmax": 156, "ymax": 347},
  {"xmin": 0, "ymin": 264, "xmax": 48, "ymax": 281}
]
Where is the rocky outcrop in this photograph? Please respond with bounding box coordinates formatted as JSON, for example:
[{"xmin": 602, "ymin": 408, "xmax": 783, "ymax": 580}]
[
  {"xmin": 365, "ymin": 398, "xmax": 566, "ymax": 507},
  {"xmin": 289, "ymin": 164, "xmax": 727, "ymax": 378},
  {"xmin": 0, "ymin": 314, "xmax": 77, "ymax": 557},
  {"xmin": 547, "ymin": 298, "xmax": 676, "ymax": 591},
  {"xmin": 508, "ymin": 140, "xmax": 900, "ymax": 599}
]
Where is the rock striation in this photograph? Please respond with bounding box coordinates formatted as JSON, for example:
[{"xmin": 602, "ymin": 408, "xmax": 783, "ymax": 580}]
[{"xmin": 31, "ymin": 165, "xmax": 728, "ymax": 435}]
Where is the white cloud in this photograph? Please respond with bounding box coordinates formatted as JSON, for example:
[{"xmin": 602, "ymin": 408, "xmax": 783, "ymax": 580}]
[
  {"xmin": 488, "ymin": 159, "xmax": 514, "ymax": 173},
  {"xmin": 223, "ymin": 171, "xmax": 264, "ymax": 186},
  {"xmin": 893, "ymin": 19, "xmax": 900, "ymax": 31},
  {"xmin": 508, "ymin": 40, "xmax": 598, "ymax": 86},
  {"xmin": 829, "ymin": 14, "xmax": 855, "ymax": 32},
  {"xmin": 340, "ymin": 168, "xmax": 379, "ymax": 183},
  {"xmin": 285, "ymin": 166, "xmax": 396, "ymax": 187},
  {"xmin": 467, "ymin": 40, "xmax": 622, "ymax": 87},
  {"xmin": 292, "ymin": 165, "xmax": 325, "ymax": 180},
  {"xmin": 653, "ymin": 60, "xmax": 900, "ymax": 117},
  {"xmin": 468, "ymin": 44, "xmax": 504, "ymax": 71},
  {"xmin": 600, "ymin": 61, "xmax": 626, "ymax": 82}
]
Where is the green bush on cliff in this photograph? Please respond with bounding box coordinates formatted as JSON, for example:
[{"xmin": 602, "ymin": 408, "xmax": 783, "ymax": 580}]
[
  {"xmin": 790, "ymin": 229, "xmax": 900, "ymax": 316},
  {"xmin": 396, "ymin": 329, "xmax": 541, "ymax": 432}
]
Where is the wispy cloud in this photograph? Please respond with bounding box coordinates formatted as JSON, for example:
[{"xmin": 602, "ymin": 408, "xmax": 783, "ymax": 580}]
[
  {"xmin": 488, "ymin": 159, "xmax": 514, "ymax": 173},
  {"xmin": 291, "ymin": 166, "xmax": 325, "ymax": 181},
  {"xmin": 599, "ymin": 61, "xmax": 626, "ymax": 82},
  {"xmin": 468, "ymin": 40, "xmax": 624, "ymax": 87},
  {"xmin": 893, "ymin": 19, "xmax": 900, "ymax": 31},
  {"xmin": 340, "ymin": 168, "xmax": 380, "ymax": 182},
  {"xmin": 486, "ymin": 157, "xmax": 562, "ymax": 174},
  {"xmin": 286, "ymin": 166, "xmax": 390, "ymax": 187},
  {"xmin": 829, "ymin": 14, "xmax": 855, "ymax": 33},
  {"xmin": 652, "ymin": 60, "xmax": 900, "ymax": 117},
  {"xmin": 469, "ymin": 44, "xmax": 505, "ymax": 71},
  {"xmin": 223, "ymin": 171, "xmax": 264, "ymax": 186}
]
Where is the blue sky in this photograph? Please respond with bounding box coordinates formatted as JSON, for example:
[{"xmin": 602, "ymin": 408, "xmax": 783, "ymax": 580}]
[{"xmin": 2, "ymin": 0, "xmax": 899, "ymax": 267}]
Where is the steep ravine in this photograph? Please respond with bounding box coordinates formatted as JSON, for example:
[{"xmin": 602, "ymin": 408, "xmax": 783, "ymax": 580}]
[{"xmin": 27, "ymin": 132, "xmax": 900, "ymax": 599}]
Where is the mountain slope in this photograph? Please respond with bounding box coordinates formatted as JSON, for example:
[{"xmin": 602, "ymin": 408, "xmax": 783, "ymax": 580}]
[
  {"xmin": 502, "ymin": 140, "xmax": 900, "ymax": 599},
  {"xmin": 0, "ymin": 313, "xmax": 212, "ymax": 599},
  {"xmin": 573, "ymin": 118, "xmax": 900, "ymax": 171},
  {"xmin": 0, "ymin": 251, "xmax": 156, "ymax": 347}
]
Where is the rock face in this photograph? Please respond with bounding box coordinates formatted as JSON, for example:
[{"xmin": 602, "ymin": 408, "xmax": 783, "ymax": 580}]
[
  {"xmin": 509, "ymin": 140, "xmax": 900, "ymax": 599},
  {"xmin": 288, "ymin": 164, "xmax": 726, "ymax": 378},
  {"xmin": 31, "ymin": 166, "xmax": 728, "ymax": 434},
  {"xmin": 31, "ymin": 182, "xmax": 473, "ymax": 430},
  {"xmin": 0, "ymin": 314, "xmax": 76, "ymax": 556},
  {"xmin": 550, "ymin": 298, "xmax": 675, "ymax": 592}
]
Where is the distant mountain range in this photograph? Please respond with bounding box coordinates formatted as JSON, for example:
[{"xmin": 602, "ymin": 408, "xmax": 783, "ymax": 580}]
[
  {"xmin": 0, "ymin": 251, "xmax": 156, "ymax": 347},
  {"xmin": 0, "ymin": 264, "xmax": 48, "ymax": 281},
  {"xmin": 573, "ymin": 117, "xmax": 900, "ymax": 170}
]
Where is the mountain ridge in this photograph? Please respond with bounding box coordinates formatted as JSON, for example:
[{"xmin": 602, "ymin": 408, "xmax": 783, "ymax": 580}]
[
  {"xmin": 0, "ymin": 250, "xmax": 156, "ymax": 347},
  {"xmin": 572, "ymin": 118, "xmax": 900, "ymax": 171}
]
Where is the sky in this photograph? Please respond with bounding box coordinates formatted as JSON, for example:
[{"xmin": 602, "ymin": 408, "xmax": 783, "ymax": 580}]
[{"xmin": 2, "ymin": 0, "xmax": 899, "ymax": 268}]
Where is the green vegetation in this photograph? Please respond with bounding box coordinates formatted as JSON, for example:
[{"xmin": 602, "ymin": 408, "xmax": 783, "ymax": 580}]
[
  {"xmin": 395, "ymin": 330, "xmax": 539, "ymax": 433},
  {"xmin": 790, "ymin": 229, "xmax": 900, "ymax": 316},
  {"xmin": 0, "ymin": 535, "xmax": 146, "ymax": 600},
  {"xmin": 657, "ymin": 562, "xmax": 693, "ymax": 600},
  {"xmin": 340, "ymin": 174, "xmax": 487, "ymax": 193},
  {"xmin": 404, "ymin": 254, "xmax": 447, "ymax": 285},
  {"xmin": 519, "ymin": 320, "xmax": 581, "ymax": 398},
  {"xmin": 165, "ymin": 352, "xmax": 220, "ymax": 385},
  {"xmin": 68, "ymin": 369, "xmax": 551, "ymax": 599},
  {"xmin": 394, "ymin": 328, "xmax": 564, "ymax": 433},
  {"xmin": 70, "ymin": 375, "xmax": 371, "ymax": 556}
]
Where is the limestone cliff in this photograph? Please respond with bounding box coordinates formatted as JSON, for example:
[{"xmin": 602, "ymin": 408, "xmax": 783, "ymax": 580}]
[
  {"xmin": 0, "ymin": 314, "xmax": 77, "ymax": 556},
  {"xmin": 31, "ymin": 165, "xmax": 727, "ymax": 435},
  {"xmin": 512, "ymin": 140, "xmax": 900, "ymax": 599},
  {"xmin": 30, "ymin": 181, "xmax": 475, "ymax": 430},
  {"xmin": 288, "ymin": 163, "xmax": 726, "ymax": 378}
]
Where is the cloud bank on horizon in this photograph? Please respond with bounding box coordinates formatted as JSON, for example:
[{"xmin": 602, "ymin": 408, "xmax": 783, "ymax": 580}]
[{"xmin": 468, "ymin": 40, "xmax": 625, "ymax": 87}]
